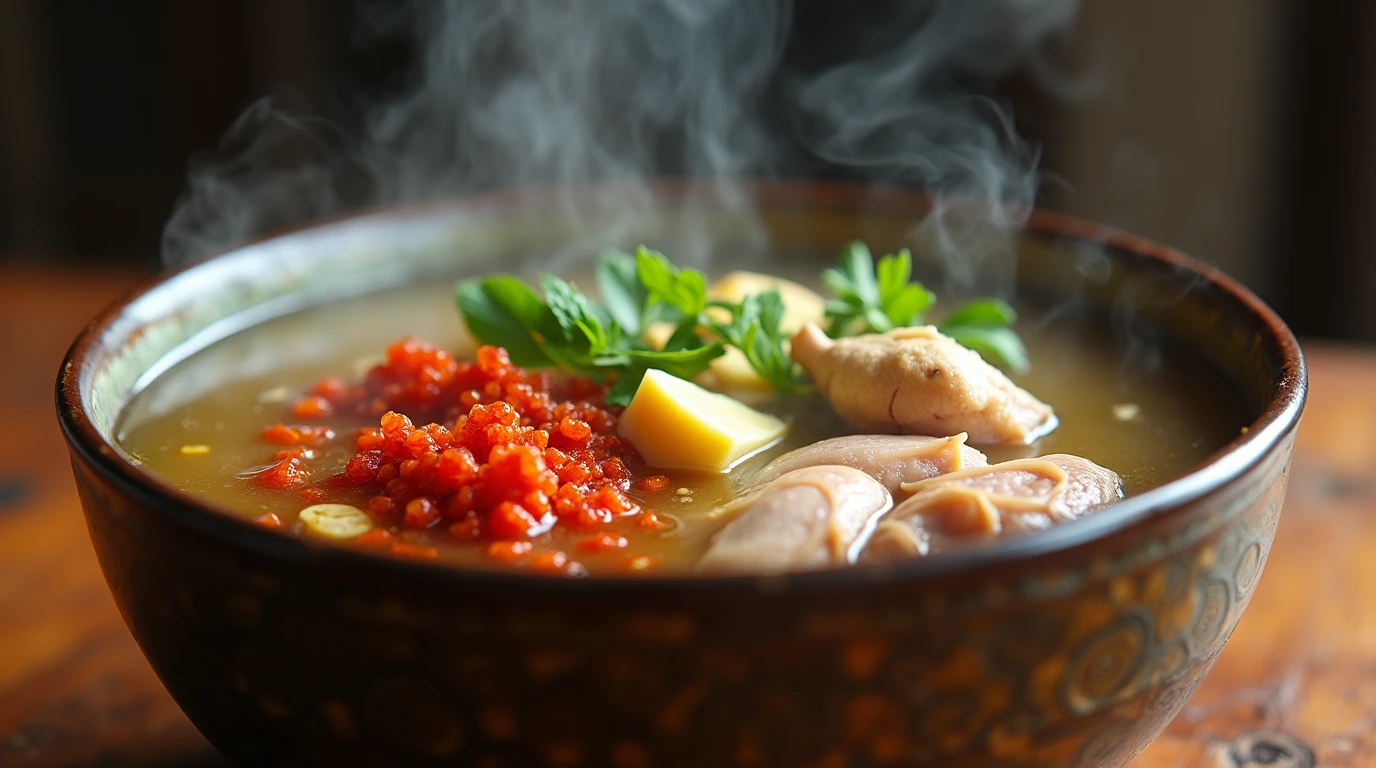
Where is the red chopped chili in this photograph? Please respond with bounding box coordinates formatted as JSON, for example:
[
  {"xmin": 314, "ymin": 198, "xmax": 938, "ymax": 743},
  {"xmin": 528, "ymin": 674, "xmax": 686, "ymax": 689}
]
[
  {"xmin": 263, "ymin": 424, "xmax": 336, "ymax": 446},
  {"xmin": 354, "ymin": 529, "xmax": 393, "ymax": 547},
  {"xmin": 244, "ymin": 448, "xmax": 309, "ymax": 490},
  {"xmin": 635, "ymin": 474, "xmax": 669, "ymax": 493},
  {"xmin": 578, "ymin": 532, "xmax": 629, "ymax": 553},
  {"xmin": 291, "ymin": 396, "xmax": 333, "ymax": 420},
  {"xmin": 249, "ymin": 341, "xmax": 655, "ymax": 575},
  {"xmin": 528, "ymin": 550, "xmax": 585, "ymax": 576},
  {"xmin": 403, "ymin": 497, "xmax": 442, "ymax": 530},
  {"xmin": 300, "ymin": 487, "xmax": 328, "ymax": 505},
  {"xmin": 389, "ymin": 542, "xmax": 440, "ymax": 560},
  {"xmin": 487, "ymin": 540, "xmax": 533, "ymax": 563}
]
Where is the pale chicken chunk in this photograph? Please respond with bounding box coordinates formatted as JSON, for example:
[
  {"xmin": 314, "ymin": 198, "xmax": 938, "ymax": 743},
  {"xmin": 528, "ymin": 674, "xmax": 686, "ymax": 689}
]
[
  {"xmin": 861, "ymin": 454, "xmax": 1122, "ymax": 560},
  {"xmin": 790, "ymin": 323, "xmax": 1057, "ymax": 445},
  {"xmin": 698, "ymin": 465, "xmax": 891, "ymax": 573},
  {"xmin": 747, "ymin": 433, "xmax": 988, "ymax": 496}
]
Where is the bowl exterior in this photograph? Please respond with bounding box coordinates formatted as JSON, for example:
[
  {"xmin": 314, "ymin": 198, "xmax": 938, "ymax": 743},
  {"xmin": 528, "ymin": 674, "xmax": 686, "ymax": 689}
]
[{"xmin": 70, "ymin": 425, "xmax": 1293, "ymax": 768}]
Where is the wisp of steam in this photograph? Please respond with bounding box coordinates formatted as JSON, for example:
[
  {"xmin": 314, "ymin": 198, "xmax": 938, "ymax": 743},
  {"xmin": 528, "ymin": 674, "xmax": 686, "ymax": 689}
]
[{"xmin": 162, "ymin": 0, "xmax": 1080, "ymax": 292}]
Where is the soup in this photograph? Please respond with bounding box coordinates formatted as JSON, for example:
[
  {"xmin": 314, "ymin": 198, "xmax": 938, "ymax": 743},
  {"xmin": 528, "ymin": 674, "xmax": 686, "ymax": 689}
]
[{"xmin": 117, "ymin": 246, "xmax": 1246, "ymax": 575}]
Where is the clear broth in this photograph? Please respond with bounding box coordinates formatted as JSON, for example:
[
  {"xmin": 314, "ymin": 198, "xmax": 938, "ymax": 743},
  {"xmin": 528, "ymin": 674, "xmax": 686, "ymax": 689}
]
[{"xmin": 117, "ymin": 278, "xmax": 1248, "ymax": 573}]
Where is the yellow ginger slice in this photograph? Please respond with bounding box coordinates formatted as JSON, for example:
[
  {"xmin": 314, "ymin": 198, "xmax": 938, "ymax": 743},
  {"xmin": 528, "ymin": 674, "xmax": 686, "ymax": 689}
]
[{"xmin": 617, "ymin": 369, "xmax": 787, "ymax": 472}]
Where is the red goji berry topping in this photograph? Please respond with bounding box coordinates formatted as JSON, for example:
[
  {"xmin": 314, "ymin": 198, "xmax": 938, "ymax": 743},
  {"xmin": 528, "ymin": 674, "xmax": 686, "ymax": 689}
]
[
  {"xmin": 578, "ymin": 532, "xmax": 629, "ymax": 553},
  {"xmin": 252, "ymin": 341, "xmax": 652, "ymax": 576},
  {"xmin": 290, "ymin": 396, "xmax": 333, "ymax": 420},
  {"xmin": 263, "ymin": 424, "xmax": 336, "ymax": 446},
  {"xmin": 300, "ymin": 487, "xmax": 329, "ymax": 505},
  {"xmin": 354, "ymin": 528, "xmax": 393, "ymax": 547},
  {"xmin": 635, "ymin": 474, "xmax": 669, "ymax": 493},
  {"xmin": 487, "ymin": 540, "xmax": 534, "ymax": 563},
  {"xmin": 389, "ymin": 542, "xmax": 440, "ymax": 560},
  {"xmin": 242, "ymin": 448, "xmax": 309, "ymax": 490}
]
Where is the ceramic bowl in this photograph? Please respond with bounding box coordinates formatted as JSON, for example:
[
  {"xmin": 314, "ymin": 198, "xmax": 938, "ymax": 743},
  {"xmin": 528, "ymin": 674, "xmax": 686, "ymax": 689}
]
[{"xmin": 57, "ymin": 182, "xmax": 1306, "ymax": 767}]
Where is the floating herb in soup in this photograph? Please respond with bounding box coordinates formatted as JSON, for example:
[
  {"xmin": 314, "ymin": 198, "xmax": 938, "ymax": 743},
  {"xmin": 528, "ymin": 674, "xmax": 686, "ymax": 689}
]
[{"xmin": 117, "ymin": 242, "xmax": 1247, "ymax": 576}]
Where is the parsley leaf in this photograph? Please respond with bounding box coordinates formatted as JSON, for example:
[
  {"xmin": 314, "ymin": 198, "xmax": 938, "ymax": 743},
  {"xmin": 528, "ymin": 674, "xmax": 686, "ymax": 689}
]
[
  {"xmin": 455, "ymin": 240, "xmax": 1033, "ymax": 406},
  {"xmin": 941, "ymin": 325, "xmax": 1029, "ymax": 375},
  {"xmin": 824, "ymin": 242, "xmax": 934, "ymax": 335},
  {"xmin": 636, "ymin": 246, "xmax": 708, "ymax": 319},
  {"xmin": 941, "ymin": 297, "xmax": 1017, "ymax": 328},
  {"xmin": 456, "ymin": 250, "xmax": 731, "ymax": 405},
  {"xmin": 820, "ymin": 242, "xmax": 1029, "ymax": 374},
  {"xmin": 876, "ymin": 251, "xmax": 936, "ymax": 327},
  {"xmin": 939, "ymin": 297, "xmax": 1029, "ymax": 374},
  {"xmin": 707, "ymin": 290, "xmax": 809, "ymax": 394},
  {"xmin": 539, "ymin": 274, "xmax": 612, "ymax": 353},
  {"xmin": 594, "ymin": 249, "xmax": 644, "ymax": 336},
  {"xmin": 453, "ymin": 276, "xmax": 557, "ymax": 368}
]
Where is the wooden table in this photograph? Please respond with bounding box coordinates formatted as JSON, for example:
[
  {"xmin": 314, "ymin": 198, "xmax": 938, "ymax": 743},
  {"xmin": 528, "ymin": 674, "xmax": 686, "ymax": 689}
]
[{"xmin": 1, "ymin": 266, "xmax": 1372, "ymax": 767}]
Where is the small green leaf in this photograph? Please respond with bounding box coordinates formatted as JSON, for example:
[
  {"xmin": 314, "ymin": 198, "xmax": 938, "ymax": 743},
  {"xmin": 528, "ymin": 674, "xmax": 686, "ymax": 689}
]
[
  {"xmin": 635, "ymin": 246, "xmax": 708, "ymax": 319},
  {"xmin": 823, "ymin": 298, "xmax": 853, "ymax": 317},
  {"xmin": 839, "ymin": 241, "xmax": 879, "ymax": 307},
  {"xmin": 942, "ymin": 325, "xmax": 1030, "ymax": 375},
  {"xmin": 635, "ymin": 248, "xmax": 676, "ymax": 300},
  {"xmin": 710, "ymin": 290, "xmax": 807, "ymax": 393},
  {"xmin": 883, "ymin": 283, "xmax": 936, "ymax": 327},
  {"xmin": 942, "ymin": 297, "xmax": 1017, "ymax": 328},
  {"xmin": 540, "ymin": 275, "xmax": 586, "ymax": 340},
  {"xmin": 676, "ymin": 269, "xmax": 708, "ymax": 315},
  {"xmin": 821, "ymin": 267, "xmax": 856, "ymax": 302},
  {"xmin": 595, "ymin": 250, "xmax": 644, "ymax": 336},
  {"xmin": 621, "ymin": 343, "xmax": 725, "ymax": 379},
  {"xmin": 864, "ymin": 305, "xmax": 893, "ymax": 333},
  {"xmin": 875, "ymin": 250, "xmax": 912, "ymax": 301},
  {"xmin": 662, "ymin": 319, "xmax": 706, "ymax": 352},
  {"xmin": 480, "ymin": 276, "xmax": 553, "ymax": 332},
  {"xmin": 454, "ymin": 277, "xmax": 555, "ymax": 368}
]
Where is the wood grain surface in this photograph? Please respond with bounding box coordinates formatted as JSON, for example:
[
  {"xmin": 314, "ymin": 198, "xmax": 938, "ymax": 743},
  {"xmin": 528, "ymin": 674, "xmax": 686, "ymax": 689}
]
[{"xmin": 0, "ymin": 266, "xmax": 1370, "ymax": 767}]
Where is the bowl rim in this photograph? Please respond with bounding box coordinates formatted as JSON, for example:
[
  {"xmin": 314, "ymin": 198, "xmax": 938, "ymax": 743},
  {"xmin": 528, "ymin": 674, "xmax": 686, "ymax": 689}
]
[{"xmin": 56, "ymin": 180, "xmax": 1308, "ymax": 595}]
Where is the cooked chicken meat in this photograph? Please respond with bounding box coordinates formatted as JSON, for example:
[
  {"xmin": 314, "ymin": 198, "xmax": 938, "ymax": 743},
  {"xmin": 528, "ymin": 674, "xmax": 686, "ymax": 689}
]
[
  {"xmin": 747, "ymin": 433, "xmax": 987, "ymax": 496},
  {"xmin": 698, "ymin": 465, "xmax": 892, "ymax": 573},
  {"xmin": 789, "ymin": 323, "xmax": 1057, "ymax": 445},
  {"xmin": 861, "ymin": 454, "xmax": 1122, "ymax": 559}
]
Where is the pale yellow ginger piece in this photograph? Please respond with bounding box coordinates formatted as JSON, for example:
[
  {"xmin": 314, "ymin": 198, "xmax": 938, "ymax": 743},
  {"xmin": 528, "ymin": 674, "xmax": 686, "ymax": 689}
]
[
  {"xmin": 644, "ymin": 271, "xmax": 827, "ymax": 392},
  {"xmin": 299, "ymin": 504, "xmax": 373, "ymax": 540},
  {"xmin": 179, "ymin": 444, "xmax": 211, "ymax": 456},
  {"xmin": 617, "ymin": 369, "xmax": 787, "ymax": 472}
]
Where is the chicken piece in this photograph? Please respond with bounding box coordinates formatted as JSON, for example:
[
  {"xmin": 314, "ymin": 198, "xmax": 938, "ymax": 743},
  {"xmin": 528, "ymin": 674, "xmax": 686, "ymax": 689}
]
[
  {"xmin": 746, "ymin": 433, "xmax": 988, "ymax": 496},
  {"xmin": 698, "ymin": 465, "xmax": 891, "ymax": 574},
  {"xmin": 789, "ymin": 323, "xmax": 1057, "ymax": 445},
  {"xmin": 861, "ymin": 454, "xmax": 1122, "ymax": 560}
]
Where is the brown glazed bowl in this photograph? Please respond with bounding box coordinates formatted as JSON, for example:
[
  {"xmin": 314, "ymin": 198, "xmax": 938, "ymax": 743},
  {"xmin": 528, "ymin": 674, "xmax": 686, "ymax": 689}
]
[{"xmin": 58, "ymin": 183, "xmax": 1305, "ymax": 767}]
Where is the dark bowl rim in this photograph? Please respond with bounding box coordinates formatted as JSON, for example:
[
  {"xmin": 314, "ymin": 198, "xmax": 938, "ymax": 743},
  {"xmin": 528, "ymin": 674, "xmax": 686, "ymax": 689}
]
[{"xmin": 56, "ymin": 180, "xmax": 1308, "ymax": 596}]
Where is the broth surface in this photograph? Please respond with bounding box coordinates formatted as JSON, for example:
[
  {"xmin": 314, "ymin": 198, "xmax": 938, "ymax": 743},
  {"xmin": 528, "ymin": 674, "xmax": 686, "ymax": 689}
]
[{"xmin": 117, "ymin": 278, "xmax": 1247, "ymax": 573}]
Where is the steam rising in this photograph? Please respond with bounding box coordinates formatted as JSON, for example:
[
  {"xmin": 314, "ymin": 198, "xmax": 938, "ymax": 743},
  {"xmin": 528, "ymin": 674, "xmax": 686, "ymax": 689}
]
[{"xmin": 163, "ymin": 0, "xmax": 1080, "ymax": 282}]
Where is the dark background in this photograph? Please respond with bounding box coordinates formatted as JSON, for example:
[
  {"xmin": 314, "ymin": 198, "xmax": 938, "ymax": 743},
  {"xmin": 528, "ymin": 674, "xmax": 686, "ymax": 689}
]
[{"xmin": 2, "ymin": 0, "xmax": 1373, "ymax": 340}]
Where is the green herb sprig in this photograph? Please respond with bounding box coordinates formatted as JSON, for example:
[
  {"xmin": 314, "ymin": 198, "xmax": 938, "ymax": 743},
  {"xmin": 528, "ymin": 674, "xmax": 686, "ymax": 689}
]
[
  {"xmin": 823, "ymin": 240, "xmax": 1028, "ymax": 374},
  {"xmin": 455, "ymin": 241, "xmax": 1029, "ymax": 406},
  {"xmin": 455, "ymin": 246, "xmax": 805, "ymax": 406}
]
